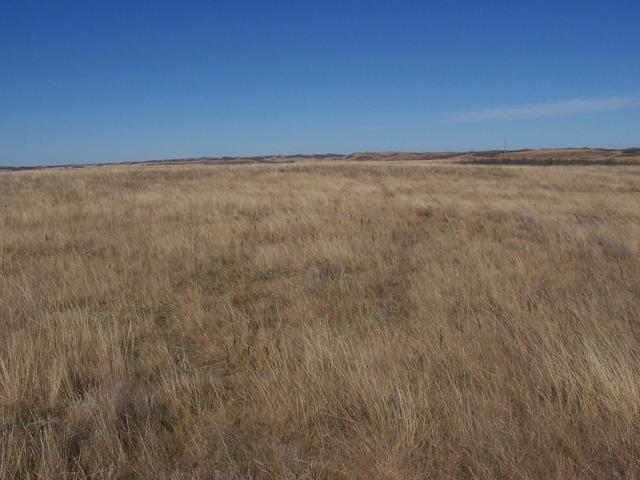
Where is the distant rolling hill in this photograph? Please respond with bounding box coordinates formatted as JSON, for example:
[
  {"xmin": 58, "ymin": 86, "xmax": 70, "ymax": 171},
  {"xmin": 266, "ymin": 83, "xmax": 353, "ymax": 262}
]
[{"xmin": 2, "ymin": 148, "xmax": 639, "ymax": 171}]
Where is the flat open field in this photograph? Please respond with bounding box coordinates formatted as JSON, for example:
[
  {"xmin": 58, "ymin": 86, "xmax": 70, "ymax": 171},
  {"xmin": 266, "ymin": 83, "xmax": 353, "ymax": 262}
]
[{"xmin": 1, "ymin": 159, "xmax": 640, "ymax": 479}]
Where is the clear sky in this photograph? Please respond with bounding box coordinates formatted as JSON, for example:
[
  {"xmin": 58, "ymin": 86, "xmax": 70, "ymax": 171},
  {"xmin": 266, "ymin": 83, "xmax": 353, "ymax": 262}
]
[{"xmin": 2, "ymin": 0, "xmax": 639, "ymax": 166}]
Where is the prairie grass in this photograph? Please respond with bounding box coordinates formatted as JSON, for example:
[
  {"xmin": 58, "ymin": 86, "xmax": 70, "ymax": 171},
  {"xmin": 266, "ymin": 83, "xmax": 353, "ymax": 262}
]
[{"xmin": 1, "ymin": 160, "xmax": 639, "ymax": 479}]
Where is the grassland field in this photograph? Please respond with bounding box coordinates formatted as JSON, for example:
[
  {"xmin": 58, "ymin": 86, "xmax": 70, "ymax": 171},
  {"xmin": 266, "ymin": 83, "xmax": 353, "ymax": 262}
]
[{"xmin": 1, "ymin": 154, "xmax": 640, "ymax": 479}]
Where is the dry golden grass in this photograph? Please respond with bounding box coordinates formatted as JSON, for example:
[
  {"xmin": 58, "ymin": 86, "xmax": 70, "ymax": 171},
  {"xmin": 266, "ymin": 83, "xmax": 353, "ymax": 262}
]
[{"xmin": 1, "ymin": 160, "xmax": 640, "ymax": 479}]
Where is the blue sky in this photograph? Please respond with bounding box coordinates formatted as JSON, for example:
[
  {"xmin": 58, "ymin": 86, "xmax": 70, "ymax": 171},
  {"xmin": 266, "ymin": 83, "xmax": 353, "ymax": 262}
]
[{"xmin": 2, "ymin": 0, "xmax": 639, "ymax": 166}]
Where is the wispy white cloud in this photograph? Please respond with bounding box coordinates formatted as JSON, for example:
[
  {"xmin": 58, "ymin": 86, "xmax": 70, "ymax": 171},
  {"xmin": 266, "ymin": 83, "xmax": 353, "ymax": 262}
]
[{"xmin": 448, "ymin": 95, "xmax": 640, "ymax": 123}]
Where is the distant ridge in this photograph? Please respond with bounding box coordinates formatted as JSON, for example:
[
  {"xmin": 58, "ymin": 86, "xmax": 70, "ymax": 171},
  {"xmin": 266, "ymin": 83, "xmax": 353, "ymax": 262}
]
[{"xmin": 2, "ymin": 147, "xmax": 639, "ymax": 171}]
